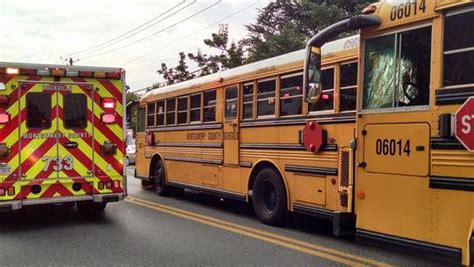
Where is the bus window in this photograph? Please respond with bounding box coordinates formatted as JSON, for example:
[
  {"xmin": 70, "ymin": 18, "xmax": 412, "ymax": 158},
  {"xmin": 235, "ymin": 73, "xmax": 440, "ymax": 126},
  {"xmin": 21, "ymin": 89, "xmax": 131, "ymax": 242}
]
[
  {"xmin": 309, "ymin": 68, "xmax": 334, "ymax": 112},
  {"xmin": 177, "ymin": 96, "xmax": 188, "ymax": 124},
  {"xmin": 280, "ymin": 72, "xmax": 303, "ymax": 116},
  {"xmin": 190, "ymin": 93, "xmax": 201, "ymax": 123},
  {"xmin": 203, "ymin": 90, "xmax": 216, "ymax": 122},
  {"xmin": 242, "ymin": 83, "xmax": 254, "ymax": 120},
  {"xmin": 156, "ymin": 100, "xmax": 165, "ymax": 126},
  {"xmin": 26, "ymin": 92, "xmax": 51, "ymax": 129},
  {"xmin": 225, "ymin": 86, "xmax": 238, "ymax": 119},
  {"xmin": 340, "ymin": 63, "xmax": 358, "ymax": 112},
  {"xmin": 443, "ymin": 10, "xmax": 474, "ymax": 87},
  {"xmin": 146, "ymin": 102, "xmax": 155, "ymax": 127},
  {"xmin": 257, "ymin": 78, "xmax": 276, "ymax": 117},
  {"xmin": 363, "ymin": 26, "xmax": 431, "ymax": 109},
  {"xmin": 166, "ymin": 98, "xmax": 176, "ymax": 125},
  {"xmin": 137, "ymin": 107, "xmax": 146, "ymax": 133}
]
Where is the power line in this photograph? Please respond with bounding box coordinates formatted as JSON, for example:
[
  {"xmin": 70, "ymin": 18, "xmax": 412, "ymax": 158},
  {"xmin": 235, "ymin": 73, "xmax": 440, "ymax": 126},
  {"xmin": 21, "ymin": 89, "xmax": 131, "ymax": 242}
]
[
  {"xmin": 122, "ymin": 0, "xmax": 261, "ymax": 66},
  {"xmin": 80, "ymin": 0, "xmax": 222, "ymax": 61},
  {"xmin": 62, "ymin": 1, "xmax": 188, "ymax": 58}
]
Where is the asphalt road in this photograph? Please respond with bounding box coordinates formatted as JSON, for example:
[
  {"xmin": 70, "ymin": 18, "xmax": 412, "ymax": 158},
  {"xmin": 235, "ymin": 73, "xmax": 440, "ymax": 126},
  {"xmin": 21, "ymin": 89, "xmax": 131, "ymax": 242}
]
[{"xmin": 0, "ymin": 167, "xmax": 450, "ymax": 266}]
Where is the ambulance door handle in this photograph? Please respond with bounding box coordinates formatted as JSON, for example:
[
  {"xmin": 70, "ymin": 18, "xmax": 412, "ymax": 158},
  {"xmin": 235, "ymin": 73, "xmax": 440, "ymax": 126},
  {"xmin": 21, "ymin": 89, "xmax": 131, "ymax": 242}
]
[{"xmin": 65, "ymin": 141, "xmax": 78, "ymax": 148}]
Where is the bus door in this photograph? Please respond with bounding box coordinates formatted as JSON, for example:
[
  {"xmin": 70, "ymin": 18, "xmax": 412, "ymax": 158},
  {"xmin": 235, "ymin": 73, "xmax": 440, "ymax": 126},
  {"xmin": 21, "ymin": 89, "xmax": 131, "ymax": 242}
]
[
  {"xmin": 223, "ymin": 85, "xmax": 239, "ymax": 165},
  {"xmin": 19, "ymin": 81, "xmax": 94, "ymax": 181},
  {"xmin": 356, "ymin": 25, "xmax": 433, "ymax": 235}
]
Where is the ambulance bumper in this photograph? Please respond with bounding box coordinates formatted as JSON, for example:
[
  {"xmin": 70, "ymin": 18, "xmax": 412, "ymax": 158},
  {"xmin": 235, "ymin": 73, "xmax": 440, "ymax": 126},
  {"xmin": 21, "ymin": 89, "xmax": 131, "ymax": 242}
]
[{"xmin": 0, "ymin": 193, "xmax": 126, "ymax": 212}]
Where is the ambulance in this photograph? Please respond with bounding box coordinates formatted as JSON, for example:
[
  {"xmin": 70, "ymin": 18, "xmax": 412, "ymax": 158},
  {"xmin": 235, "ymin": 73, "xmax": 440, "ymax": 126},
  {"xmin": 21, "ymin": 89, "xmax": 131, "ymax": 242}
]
[{"xmin": 0, "ymin": 62, "xmax": 126, "ymax": 214}]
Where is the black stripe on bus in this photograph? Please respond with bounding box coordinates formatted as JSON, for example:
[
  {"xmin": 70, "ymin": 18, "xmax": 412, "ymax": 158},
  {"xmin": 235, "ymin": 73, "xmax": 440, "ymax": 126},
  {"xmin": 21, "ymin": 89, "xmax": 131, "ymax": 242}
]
[
  {"xmin": 240, "ymin": 113, "xmax": 356, "ymax": 128},
  {"xmin": 167, "ymin": 181, "xmax": 246, "ymax": 202},
  {"xmin": 285, "ymin": 165, "xmax": 338, "ymax": 176},
  {"xmin": 356, "ymin": 229, "xmax": 461, "ymax": 263},
  {"xmin": 148, "ymin": 123, "xmax": 222, "ymax": 132},
  {"xmin": 293, "ymin": 203, "xmax": 334, "ymax": 220},
  {"xmin": 429, "ymin": 176, "xmax": 474, "ymax": 192},
  {"xmin": 164, "ymin": 156, "xmax": 222, "ymax": 165},
  {"xmin": 239, "ymin": 161, "xmax": 253, "ymax": 168},
  {"xmin": 430, "ymin": 137, "xmax": 465, "ymax": 150},
  {"xmin": 240, "ymin": 143, "xmax": 338, "ymax": 152},
  {"xmin": 156, "ymin": 142, "xmax": 223, "ymax": 148},
  {"xmin": 435, "ymin": 87, "xmax": 474, "ymax": 105}
]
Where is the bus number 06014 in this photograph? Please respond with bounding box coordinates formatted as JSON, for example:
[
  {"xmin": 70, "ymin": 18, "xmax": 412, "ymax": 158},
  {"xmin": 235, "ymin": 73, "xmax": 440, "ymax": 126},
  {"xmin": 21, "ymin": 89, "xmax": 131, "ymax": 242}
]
[
  {"xmin": 375, "ymin": 139, "xmax": 411, "ymax": 156},
  {"xmin": 390, "ymin": 0, "xmax": 426, "ymax": 21}
]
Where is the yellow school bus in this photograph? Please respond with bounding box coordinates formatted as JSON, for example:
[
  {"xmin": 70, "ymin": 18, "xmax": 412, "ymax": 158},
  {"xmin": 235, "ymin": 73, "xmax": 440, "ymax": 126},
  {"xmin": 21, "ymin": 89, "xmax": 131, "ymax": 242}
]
[
  {"xmin": 135, "ymin": 35, "xmax": 359, "ymax": 229},
  {"xmin": 303, "ymin": 0, "xmax": 474, "ymax": 265}
]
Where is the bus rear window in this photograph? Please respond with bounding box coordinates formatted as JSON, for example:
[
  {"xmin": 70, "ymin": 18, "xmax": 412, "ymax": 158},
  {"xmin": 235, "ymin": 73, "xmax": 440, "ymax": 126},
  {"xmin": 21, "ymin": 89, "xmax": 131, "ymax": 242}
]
[
  {"xmin": 26, "ymin": 92, "xmax": 51, "ymax": 129},
  {"xmin": 64, "ymin": 94, "xmax": 87, "ymax": 129}
]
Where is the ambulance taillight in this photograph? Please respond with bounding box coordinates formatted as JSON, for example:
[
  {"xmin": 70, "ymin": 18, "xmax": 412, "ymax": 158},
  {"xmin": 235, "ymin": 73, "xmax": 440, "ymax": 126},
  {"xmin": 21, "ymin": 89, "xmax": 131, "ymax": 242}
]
[
  {"xmin": 101, "ymin": 97, "xmax": 116, "ymax": 124},
  {"xmin": 0, "ymin": 112, "xmax": 10, "ymax": 124}
]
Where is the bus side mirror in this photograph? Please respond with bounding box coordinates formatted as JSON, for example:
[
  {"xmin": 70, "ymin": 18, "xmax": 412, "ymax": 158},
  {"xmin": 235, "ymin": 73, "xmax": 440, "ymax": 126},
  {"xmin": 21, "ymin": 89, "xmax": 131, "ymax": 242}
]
[{"xmin": 304, "ymin": 46, "xmax": 323, "ymax": 104}]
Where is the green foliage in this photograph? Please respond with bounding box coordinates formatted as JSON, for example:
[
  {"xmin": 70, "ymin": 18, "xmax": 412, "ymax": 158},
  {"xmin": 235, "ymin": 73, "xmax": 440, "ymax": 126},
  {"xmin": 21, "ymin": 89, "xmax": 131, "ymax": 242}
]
[
  {"xmin": 157, "ymin": 52, "xmax": 196, "ymax": 85},
  {"xmin": 126, "ymin": 90, "xmax": 139, "ymax": 103},
  {"xmin": 243, "ymin": 0, "xmax": 372, "ymax": 62}
]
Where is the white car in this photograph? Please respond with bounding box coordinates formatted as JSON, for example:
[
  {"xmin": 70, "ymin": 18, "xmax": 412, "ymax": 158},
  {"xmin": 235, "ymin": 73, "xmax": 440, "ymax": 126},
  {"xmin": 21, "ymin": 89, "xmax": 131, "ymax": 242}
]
[{"xmin": 126, "ymin": 139, "xmax": 136, "ymax": 166}]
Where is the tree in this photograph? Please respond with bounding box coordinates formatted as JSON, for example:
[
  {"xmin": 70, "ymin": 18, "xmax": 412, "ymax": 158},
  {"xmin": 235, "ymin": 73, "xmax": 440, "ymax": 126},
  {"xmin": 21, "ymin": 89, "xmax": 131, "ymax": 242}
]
[
  {"xmin": 157, "ymin": 52, "xmax": 196, "ymax": 85},
  {"xmin": 243, "ymin": 0, "xmax": 372, "ymax": 62},
  {"xmin": 188, "ymin": 24, "xmax": 245, "ymax": 77}
]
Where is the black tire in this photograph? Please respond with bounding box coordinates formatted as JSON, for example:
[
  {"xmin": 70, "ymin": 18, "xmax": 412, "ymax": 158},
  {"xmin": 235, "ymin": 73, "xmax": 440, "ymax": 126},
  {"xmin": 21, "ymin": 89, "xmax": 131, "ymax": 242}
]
[
  {"xmin": 252, "ymin": 168, "xmax": 288, "ymax": 226},
  {"xmin": 125, "ymin": 157, "xmax": 130, "ymax": 166},
  {"xmin": 77, "ymin": 201, "xmax": 106, "ymax": 216},
  {"xmin": 154, "ymin": 160, "xmax": 170, "ymax": 196},
  {"xmin": 141, "ymin": 179, "xmax": 154, "ymax": 189}
]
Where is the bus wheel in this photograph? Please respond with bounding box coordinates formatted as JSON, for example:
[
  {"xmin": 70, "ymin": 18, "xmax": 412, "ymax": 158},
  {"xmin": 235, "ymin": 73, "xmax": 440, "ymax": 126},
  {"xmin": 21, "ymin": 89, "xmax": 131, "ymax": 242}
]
[
  {"xmin": 141, "ymin": 179, "xmax": 154, "ymax": 189},
  {"xmin": 252, "ymin": 168, "xmax": 288, "ymax": 226},
  {"xmin": 154, "ymin": 160, "xmax": 170, "ymax": 196}
]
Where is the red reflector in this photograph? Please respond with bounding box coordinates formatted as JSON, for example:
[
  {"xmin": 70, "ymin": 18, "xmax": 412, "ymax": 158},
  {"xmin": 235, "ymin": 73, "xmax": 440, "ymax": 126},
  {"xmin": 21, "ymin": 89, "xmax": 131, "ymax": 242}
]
[
  {"xmin": 106, "ymin": 72, "xmax": 121, "ymax": 79},
  {"xmin": 98, "ymin": 182, "xmax": 104, "ymax": 190},
  {"xmin": 146, "ymin": 131, "xmax": 155, "ymax": 146},
  {"xmin": 7, "ymin": 187, "xmax": 15, "ymax": 196},
  {"xmin": 20, "ymin": 68, "xmax": 37, "ymax": 75},
  {"xmin": 101, "ymin": 113, "xmax": 116, "ymax": 124},
  {"xmin": 79, "ymin": 71, "xmax": 94, "ymax": 78},
  {"xmin": 0, "ymin": 188, "xmax": 5, "ymax": 196},
  {"xmin": 322, "ymin": 94, "xmax": 330, "ymax": 100},
  {"xmin": 0, "ymin": 112, "xmax": 10, "ymax": 124},
  {"xmin": 101, "ymin": 97, "xmax": 116, "ymax": 111},
  {"xmin": 114, "ymin": 180, "xmax": 120, "ymax": 188}
]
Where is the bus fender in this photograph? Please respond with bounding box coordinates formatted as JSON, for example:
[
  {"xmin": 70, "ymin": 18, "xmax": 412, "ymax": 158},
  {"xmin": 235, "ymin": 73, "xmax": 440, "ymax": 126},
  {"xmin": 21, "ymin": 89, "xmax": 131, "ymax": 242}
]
[{"xmin": 248, "ymin": 159, "xmax": 290, "ymax": 209}]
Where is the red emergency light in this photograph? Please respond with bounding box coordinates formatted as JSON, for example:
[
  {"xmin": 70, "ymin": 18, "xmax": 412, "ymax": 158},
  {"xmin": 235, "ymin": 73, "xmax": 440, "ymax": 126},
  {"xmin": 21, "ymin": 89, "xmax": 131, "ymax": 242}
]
[{"xmin": 0, "ymin": 112, "xmax": 10, "ymax": 124}]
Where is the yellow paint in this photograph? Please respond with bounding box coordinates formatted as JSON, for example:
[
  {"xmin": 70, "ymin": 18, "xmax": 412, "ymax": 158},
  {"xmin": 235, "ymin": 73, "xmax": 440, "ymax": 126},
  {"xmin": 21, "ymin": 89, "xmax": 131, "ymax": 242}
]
[{"xmin": 126, "ymin": 196, "xmax": 389, "ymax": 267}]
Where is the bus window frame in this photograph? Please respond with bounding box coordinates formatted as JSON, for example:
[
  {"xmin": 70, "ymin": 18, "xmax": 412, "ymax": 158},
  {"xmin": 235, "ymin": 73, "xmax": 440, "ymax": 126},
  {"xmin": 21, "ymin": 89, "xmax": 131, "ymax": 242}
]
[
  {"xmin": 177, "ymin": 95, "xmax": 189, "ymax": 125},
  {"xmin": 256, "ymin": 77, "xmax": 277, "ymax": 119},
  {"xmin": 225, "ymin": 85, "xmax": 239, "ymax": 120},
  {"xmin": 339, "ymin": 61, "xmax": 358, "ymax": 113},
  {"xmin": 442, "ymin": 7, "xmax": 474, "ymax": 89},
  {"xmin": 203, "ymin": 89, "xmax": 217, "ymax": 123},
  {"xmin": 308, "ymin": 66, "xmax": 336, "ymax": 115},
  {"xmin": 241, "ymin": 81, "xmax": 255, "ymax": 121},
  {"xmin": 190, "ymin": 92, "xmax": 202, "ymax": 124},
  {"xmin": 146, "ymin": 101, "xmax": 156, "ymax": 128},
  {"xmin": 359, "ymin": 22, "xmax": 433, "ymax": 115},
  {"xmin": 156, "ymin": 99, "xmax": 165, "ymax": 127},
  {"xmin": 165, "ymin": 97, "xmax": 176, "ymax": 126},
  {"xmin": 279, "ymin": 71, "xmax": 304, "ymax": 117}
]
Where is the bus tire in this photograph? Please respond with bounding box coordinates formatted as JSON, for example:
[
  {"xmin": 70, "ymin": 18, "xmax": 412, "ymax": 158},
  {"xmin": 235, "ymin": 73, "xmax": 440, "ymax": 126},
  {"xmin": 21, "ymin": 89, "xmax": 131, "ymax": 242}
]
[
  {"xmin": 252, "ymin": 167, "xmax": 288, "ymax": 226},
  {"xmin": 141, "ymin": 179, "xmax": 154, "ymax": 189},
  {"xmin": 154, "ymin": 160, "xmax": 170, "ymax": 196}
]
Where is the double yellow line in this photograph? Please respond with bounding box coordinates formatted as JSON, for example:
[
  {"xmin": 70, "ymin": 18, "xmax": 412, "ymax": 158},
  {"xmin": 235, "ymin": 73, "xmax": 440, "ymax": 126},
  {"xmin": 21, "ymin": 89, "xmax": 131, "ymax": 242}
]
[{"xmin": 126, "ymin": 196, "xmax": 389, "ymax": 266}]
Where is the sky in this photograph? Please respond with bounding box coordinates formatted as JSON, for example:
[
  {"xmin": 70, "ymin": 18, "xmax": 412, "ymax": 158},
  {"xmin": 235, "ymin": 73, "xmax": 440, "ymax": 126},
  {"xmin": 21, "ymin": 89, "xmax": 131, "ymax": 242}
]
[{"xmin": 0, "ymin": 0, "xmax": 270, "ymax": 92}]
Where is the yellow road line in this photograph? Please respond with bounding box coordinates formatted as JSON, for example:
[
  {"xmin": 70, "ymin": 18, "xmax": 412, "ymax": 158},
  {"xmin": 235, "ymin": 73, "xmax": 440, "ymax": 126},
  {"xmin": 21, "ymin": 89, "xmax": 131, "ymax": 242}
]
[{"xmin": 125, "ymin": 196, "xmax": 390, "ymax": 267}]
